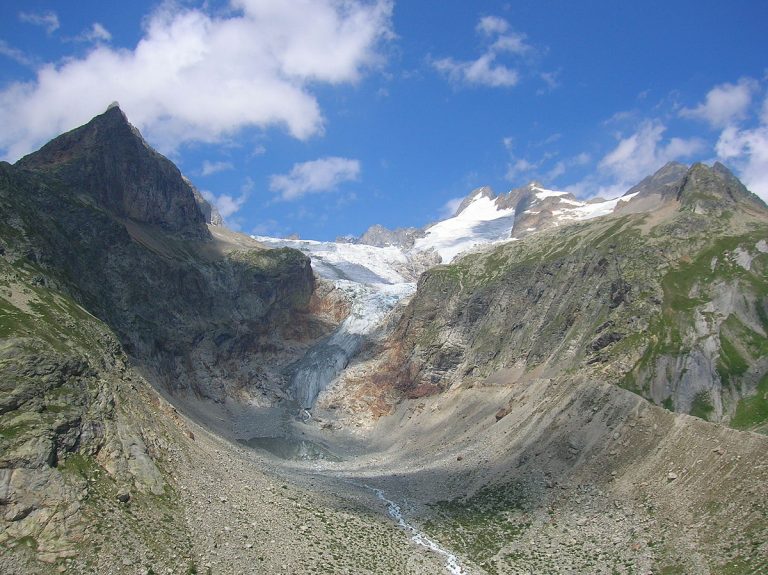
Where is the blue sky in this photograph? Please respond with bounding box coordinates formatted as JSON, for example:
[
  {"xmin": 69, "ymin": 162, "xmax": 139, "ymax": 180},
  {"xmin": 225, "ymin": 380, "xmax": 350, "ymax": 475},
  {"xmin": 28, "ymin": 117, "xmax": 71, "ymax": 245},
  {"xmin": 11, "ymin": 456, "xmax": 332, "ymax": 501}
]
[{"xmin": 1, "ymin": 1, "xmax": 767, "ymax": 240}]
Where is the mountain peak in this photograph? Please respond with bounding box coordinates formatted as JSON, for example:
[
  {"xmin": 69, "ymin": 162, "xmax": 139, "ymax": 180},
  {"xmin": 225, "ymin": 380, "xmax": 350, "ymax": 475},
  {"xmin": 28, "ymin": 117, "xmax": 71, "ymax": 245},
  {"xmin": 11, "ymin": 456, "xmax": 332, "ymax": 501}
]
[
  {"xmin": 455, "ymin": 186, "xmax": 495, "ymax": 215},
  {"xmin": 615, "ymin": 162, "xmax": 689, "ymax": 216},
  {"xmin": 17, "ymin": 107, "xmax": 207, "ymax": 237},
  {"xmin": 677, "ymin": 162, "xmax": 767, "ymax": 214},
  {"xmin": 357, "ymin": 223, "xmax": 424, "ymax": 248}
]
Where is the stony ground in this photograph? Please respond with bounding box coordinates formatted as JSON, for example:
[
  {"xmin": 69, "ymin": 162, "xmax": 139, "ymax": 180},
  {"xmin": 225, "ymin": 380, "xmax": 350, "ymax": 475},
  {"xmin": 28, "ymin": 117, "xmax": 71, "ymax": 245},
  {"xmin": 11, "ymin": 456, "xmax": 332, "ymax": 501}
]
[{"xmin": 4, "ymin": 369, "xmax": 767, "ymax": 575}]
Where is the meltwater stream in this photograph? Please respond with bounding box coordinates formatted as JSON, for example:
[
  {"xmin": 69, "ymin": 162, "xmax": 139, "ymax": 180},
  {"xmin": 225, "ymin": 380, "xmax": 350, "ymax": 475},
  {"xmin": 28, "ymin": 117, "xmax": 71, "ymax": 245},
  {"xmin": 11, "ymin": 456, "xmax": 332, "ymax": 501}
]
[
  {"xmin": 365, "ymin": 485, "xmax": 468, "ymax": 575},
  {"xmin": 253, "ymin": 237, "xmax": 465, "ymax": 571}
]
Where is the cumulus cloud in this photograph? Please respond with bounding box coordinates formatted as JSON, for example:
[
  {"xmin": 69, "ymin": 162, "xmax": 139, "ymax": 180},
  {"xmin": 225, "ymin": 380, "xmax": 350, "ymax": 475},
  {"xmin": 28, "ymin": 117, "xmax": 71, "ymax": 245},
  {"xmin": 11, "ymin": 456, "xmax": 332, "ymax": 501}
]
[
  {"xmin": 434, "ymin": 55, "xmax": 519, "ymax": 88},
  {"xmin": 432, "ymin": 16, "xmax": 531, "ymax": 88},
  {"xmin": 680, "ymin": 78, "xmax": 758, "ymax": 128},
  {"xmin": 203, "ymin": 191, "xmax": 247, "ymax": 218},
  {"xmin": 598, "ymin": 120, "xmax": 704, "ymax": 187},
  {"xmin": 200, "ymin": 177, "xmax": 253, "ymax": 229},
  {"xmin": 476, "ymin": 16, "xmax": 509, "ymax": 36},
  {"xmin": 716, "ymin": 116, "xmax": 768, "ymax": 201},
  {"xmin": 19, "ymin": 11, "xmax": 60, "ymax": 35},
  {"xmin": 201, "ymin": 160, "xmax": 234, "ymax": 176},
  {"xmin": 561, "ymin": 120, "xmax": 705, "ymax": 200},
  {"xmin": 0, "ymin": 0, "xmax": 393, "ymax": 161},
  {"xmin": 269, "ymin": 157, "xmax": 361, "ymax": 201}
]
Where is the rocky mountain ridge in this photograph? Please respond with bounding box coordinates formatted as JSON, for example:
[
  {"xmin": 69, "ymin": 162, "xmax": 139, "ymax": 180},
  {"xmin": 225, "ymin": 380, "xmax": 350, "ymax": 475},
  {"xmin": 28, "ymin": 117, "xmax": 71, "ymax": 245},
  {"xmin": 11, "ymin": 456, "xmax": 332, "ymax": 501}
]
[
  {"xmin": 363, "ymin": 161, "xmax": 768, "ymax": 429},
  {"xmin": 16, "ymin": 105, "xmax": 207, "ymax": 238},
  {"xmin": 0, "ymin": 106, "xmax": 333, "ymax": 571},
  {"xmin": 1, "ymin": 107, "xmax": 767, "ymax": 574},
  {"xmin": 350, "ymin": 172, "xmax": 669, "ymax": 255}
]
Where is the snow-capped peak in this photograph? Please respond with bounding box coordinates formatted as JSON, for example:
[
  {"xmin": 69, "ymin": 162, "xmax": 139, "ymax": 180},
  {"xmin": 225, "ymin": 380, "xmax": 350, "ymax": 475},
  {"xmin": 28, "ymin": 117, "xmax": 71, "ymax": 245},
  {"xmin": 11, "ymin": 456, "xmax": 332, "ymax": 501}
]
[{"xmin": 413, "ymin": 192, "xmax": 516, "ymax": 263}]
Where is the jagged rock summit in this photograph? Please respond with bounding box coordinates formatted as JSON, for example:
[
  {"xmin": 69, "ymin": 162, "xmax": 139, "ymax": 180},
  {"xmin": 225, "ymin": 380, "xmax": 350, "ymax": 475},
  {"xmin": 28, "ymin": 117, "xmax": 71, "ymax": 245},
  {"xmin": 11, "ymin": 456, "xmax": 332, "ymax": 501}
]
[
  {"xmin": 16, "ymin": 104, "xmax": 208, "ymax": 237},
  {"xmin": 678, "ymin": 161, "xmax": 768, "ymax": 214}
]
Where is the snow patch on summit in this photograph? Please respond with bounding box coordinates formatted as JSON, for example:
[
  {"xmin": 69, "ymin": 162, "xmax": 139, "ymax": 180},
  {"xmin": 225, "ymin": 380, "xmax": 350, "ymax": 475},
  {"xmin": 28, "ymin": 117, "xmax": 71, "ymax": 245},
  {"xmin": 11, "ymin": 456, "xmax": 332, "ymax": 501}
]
[
  {"xmin": 551, "ymin": 192, "xmax": 639, "ymax": 222},
  {"xmin": 414, "ymin": 194, "xmax": 516, "ymax": 263}
]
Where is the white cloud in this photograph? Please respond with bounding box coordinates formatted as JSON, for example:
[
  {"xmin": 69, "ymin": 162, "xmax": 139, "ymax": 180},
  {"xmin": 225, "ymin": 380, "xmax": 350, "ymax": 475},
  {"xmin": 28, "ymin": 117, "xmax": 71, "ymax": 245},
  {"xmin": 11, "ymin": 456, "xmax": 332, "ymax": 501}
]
[
  {"xmin": 19, "ymin": 11, "xmax": 60, "ymax": 35},
  {"xmin": 201, "ymin": 189, "xmax": 246, "ymax": 219},
  {"xmin": 505, "ymin": 158, "xmax": 538, "ymax": 181},
  {"xmin": 573, "ymin": 152, "xmax": 591, "ymax": 165},
  {"xmin": 76, "ymin": 23, "xmax": 112, "ymax": 44},
  {"xmin": 476, "ymin": 16, "xmax": 509, "ymax": 36},
  {"xmin": 598, "ymin": 120, "xmax": 704, "ymax": 186},
  {"xmin": 0, "ymin": 41, "xmax": 34, "ymax": 68},
  {"xmin": 680, "ymin": 78, "xmax": 759, "ymax": 128},
  {"xmin": 200, "ymin": 177, "xmax": 253, "ymax": 229},
  {"xmin": 434, "ymin": 54, "xmax": 519, "ymax": 88},
  {"xmin": 439, "ymin": 196, "xmax": 464, "ymax": 218},
  {"xmin": 269, "ymin": 156, "xmax": 361, "ymax": 201},
  {"xmin": 716, "ymin": 119, "xmax": 768, "ymax": 202},
  {"xmin": 201, "ymin": 160, "xmax": 234, "ymax": 176},
  {"xmin": 539, "ymin": 70, "xmax": 560, "ymax": 92},
  {"xmin": 506, "ymin": 151, "xmax": 591, "ymax": 185},
  {"xmin": 491, "ymin": 33, "xmax": 530, "ymax": 56},
  {"xmin": 0, "ymin": 0, "xmax": 393, "ymax": 161},
  {"xmin": 432, "ymin": 16, "xmax": 531, "ymax": 88}
]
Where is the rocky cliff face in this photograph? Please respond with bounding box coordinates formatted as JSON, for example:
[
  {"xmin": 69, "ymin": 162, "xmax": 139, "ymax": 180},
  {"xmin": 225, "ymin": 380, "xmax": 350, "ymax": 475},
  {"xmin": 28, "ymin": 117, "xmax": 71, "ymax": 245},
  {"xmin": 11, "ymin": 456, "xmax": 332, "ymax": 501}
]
[
  {"xmin": 189, "ymin": 179, "xmax": 224, "ymax": 226},
  {"xmin": 384, "ymin": 163, "xmax": 768, "ymax": 430},
  {"xmin": 16, "ymin": 105, "xmax": 207, "ymax": 238},
  {"xmin": 0, "ymin": 224, "xmax": 195, "ymax": 568},
  {"xmin": 5, "ymin": 107, "xmax": 317, "ymax": 403},
  {"xmin": 353, "ymin": 223, "xmax": 425, "ymax": 249},
  {"xmin": 0, "ymin": 108, "xmax": 319, "ymax": 567}
]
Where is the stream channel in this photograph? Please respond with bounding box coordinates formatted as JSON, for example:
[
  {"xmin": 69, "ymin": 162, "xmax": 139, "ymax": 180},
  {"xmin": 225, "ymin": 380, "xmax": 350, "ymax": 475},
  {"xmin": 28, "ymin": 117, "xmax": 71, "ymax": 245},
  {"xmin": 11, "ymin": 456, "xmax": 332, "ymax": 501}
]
[{"xmin": 247, "ymin": 237, "xmax": 468, "ymax": 573}]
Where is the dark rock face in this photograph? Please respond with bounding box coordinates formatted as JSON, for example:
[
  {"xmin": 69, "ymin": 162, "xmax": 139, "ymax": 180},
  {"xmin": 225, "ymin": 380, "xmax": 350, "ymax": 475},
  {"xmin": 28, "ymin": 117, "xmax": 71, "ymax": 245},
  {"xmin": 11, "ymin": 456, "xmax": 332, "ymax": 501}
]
[
  {"xmin": 625, "ymin": 161, "xmax": 688, "ymax": 200},
  {"xmin": 0, "ymin": 107, "xmax": 321, "ymax": 564},
  {"xmin": 392, "ymin": 237, "xmax": 638, "ymax": 389},
  {"xmin": 485, "ymin": 183, "xmax": 582, "ymax": 238},
  {"xmin": 2, "ymin": 109, "xmax": 315, "ymax": 402},
  {"xmin": 16, "ymin": 106, "xmax": 207, "ymax": 237}
]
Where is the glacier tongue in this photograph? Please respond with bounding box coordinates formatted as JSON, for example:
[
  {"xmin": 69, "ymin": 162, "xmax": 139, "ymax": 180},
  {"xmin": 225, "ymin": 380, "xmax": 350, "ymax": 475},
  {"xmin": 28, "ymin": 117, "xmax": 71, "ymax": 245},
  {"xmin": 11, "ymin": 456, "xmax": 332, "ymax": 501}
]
[
  {"xmin": 254, "ymin": 236, "xmax": 417, "ymax": 409},
  {"xmin": 291, "ymin": 281, "xmax": 415, "ymax": 408}
]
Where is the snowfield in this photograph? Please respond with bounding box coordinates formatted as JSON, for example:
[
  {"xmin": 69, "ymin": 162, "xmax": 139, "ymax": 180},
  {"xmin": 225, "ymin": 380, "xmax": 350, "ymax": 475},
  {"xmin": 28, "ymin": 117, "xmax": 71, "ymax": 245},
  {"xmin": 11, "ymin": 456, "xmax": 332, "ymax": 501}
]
[{"xmin": 414, "ymin": 194, "xmax": 517, "ymax": 263}]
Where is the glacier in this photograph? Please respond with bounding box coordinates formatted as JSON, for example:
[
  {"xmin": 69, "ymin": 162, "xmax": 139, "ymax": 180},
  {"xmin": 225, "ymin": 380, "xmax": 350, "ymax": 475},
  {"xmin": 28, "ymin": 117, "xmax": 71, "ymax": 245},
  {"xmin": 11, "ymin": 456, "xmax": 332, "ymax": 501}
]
[{"xmin": 252, "ymin": 186, "xmax": 636, "ymax": 410}]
